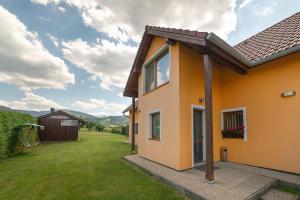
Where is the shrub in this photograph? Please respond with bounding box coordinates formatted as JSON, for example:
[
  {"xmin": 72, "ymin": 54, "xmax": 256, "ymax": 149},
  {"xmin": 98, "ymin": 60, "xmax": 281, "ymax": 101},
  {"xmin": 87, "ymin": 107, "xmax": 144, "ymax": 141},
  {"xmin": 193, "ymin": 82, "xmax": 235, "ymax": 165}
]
[
  {"xmin": 111, "ymin": 127, "xmax": 121, "ymax": 134},
  {"xmin": 0, "ymin": 111, "xmax": 36, "ymax": 158},
  {"xmin": 121, "ymin": 125, "xmax": 128, "ymax": 136},
  {"xmin": 103, "ymin": 127, "xmax": 112, "ymax": 132}
]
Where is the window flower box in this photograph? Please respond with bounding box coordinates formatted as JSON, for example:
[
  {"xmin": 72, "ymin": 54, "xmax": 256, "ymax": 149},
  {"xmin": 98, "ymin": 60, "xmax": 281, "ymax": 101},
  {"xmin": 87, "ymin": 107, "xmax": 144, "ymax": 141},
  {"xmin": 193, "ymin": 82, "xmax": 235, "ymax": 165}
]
[{"xmin": 222, "ymin": 125, "xmax": 244, "ymax": 139}]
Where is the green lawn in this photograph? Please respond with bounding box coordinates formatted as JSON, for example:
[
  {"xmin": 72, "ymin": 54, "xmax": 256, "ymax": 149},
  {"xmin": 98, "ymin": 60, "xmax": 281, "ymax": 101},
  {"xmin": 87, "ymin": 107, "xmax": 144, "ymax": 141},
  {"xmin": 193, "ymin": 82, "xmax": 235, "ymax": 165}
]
[
  {"xmin": 0, "ymin": 131, "xmax": 185, "ymax": 200},
  {"xmin": 277, "ymin": 185, "xmax": 300, "ymax": 197}
]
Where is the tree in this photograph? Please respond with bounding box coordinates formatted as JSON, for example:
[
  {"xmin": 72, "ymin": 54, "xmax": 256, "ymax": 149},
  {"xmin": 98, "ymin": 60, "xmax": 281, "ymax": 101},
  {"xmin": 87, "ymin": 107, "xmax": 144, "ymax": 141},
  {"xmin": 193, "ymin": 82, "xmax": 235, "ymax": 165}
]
[
  {"xmin": 95, "ymin": 124, "xmax": 104, "ymax": 132},
  {"xmin": 85, "ymin": 122, "xmax": 96, "ymax": 131}
]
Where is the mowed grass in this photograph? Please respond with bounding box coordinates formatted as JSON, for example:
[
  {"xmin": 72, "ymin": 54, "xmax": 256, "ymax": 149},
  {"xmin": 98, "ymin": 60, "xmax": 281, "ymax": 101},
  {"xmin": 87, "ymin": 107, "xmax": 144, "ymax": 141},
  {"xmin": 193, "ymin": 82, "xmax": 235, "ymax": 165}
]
[{"xmin": 0, "ymin": 131, "xmax": 185, "ymax": 200}]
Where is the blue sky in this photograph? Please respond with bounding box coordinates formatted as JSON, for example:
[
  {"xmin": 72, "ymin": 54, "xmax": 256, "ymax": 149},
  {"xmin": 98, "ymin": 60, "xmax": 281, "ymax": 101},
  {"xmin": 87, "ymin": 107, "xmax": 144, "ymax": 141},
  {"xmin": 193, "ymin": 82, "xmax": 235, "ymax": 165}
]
[{"xmin": 0, "ymin": 0, "xmax": 299, "ymax": 116}]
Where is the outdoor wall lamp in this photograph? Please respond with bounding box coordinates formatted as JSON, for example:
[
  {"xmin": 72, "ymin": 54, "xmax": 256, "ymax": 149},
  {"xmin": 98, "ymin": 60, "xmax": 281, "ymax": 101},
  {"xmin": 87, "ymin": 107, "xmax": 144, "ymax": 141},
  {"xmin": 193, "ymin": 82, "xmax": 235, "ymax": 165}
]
[
  {"xmin": 281, "ymin": 90, "xmax": 296, "ymax": 97},
  {"xmin": 199, "ymin": 98, "xmax": 205, "ymax": 103}
]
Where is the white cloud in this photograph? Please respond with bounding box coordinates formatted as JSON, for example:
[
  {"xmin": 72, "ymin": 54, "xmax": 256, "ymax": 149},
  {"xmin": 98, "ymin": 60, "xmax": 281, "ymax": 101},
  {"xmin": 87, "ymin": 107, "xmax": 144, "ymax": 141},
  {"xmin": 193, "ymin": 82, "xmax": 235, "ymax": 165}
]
[
  {"xmin": 57, "ymin": 6, "xmax": 66, "ymax": 13},
  {"xmin": 118, "ymin": 92, "xmax": 123, "ymax": 97},
  {"xmin": 252, "ymin": 1, "xmax": 277, "ymax": 16},
  {"xmin": 31, "ymin": 0, "xmax": 238, "ymax": 91},
  {"xmin": 31, "ymin": 0, "xmax": 61, "ymax": 5},
  {"xmin": 72, "ymin": 98, "xmax": 106, "ymax": 110},
  {"xmin": 90, "ymin": 111, "xmax": 108, "ymax": 117},
  {"xmin": 72, "ymin": 98, "xmax": 127, "ymax": 115},
  {"xmin": 0, "ymin": 5, "xmax": 75, "ymax": 91},
  {"xmin": 106, "ymin": 102, "xmax": 127, "ymax": 112},
  {"xmin": 47, "ymin": 33, "xmax": 59, "ymax": 47},
  {"xmin": 255, "ymin": 6, "xmax": 274, "ymax": 16},
  {"xmin": 239, "ymin": 0, "xmax": 252, "ymax": 8},
  {"xmin": 31, "ymin": 0, "xmax": 238, "ymax": 41},
  {"xmin": 38, "ymin": 16, "xmax": 50, "ymax": 21},
  {"xmin": 0, "ymin": 91, "xmax": 65, "ymax": 111},
  {"xmin": 62, "ymin": 38, "xmax": 137, "ymax": 90}
]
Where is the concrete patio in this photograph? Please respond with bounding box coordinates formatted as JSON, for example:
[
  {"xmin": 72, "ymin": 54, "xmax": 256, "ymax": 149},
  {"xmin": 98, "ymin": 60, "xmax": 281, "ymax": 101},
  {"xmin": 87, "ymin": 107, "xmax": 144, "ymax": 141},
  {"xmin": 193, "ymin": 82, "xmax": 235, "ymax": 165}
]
[{"xmin": 124, "ymin": 155, "xmax": 300, "ymax": 200}]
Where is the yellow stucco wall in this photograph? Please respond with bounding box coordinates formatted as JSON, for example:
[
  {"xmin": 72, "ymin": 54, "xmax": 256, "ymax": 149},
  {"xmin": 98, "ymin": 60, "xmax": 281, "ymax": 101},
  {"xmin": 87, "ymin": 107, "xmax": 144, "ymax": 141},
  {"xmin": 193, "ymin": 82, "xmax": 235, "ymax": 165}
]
[
  {"xmin": 178, "ymin": 44, "xmax": 223, "ymax": 170},
  {"xmin": 219, "ymin": 51, "xmax": 300, "ymax": 174},
  {"xmin": 137, "ymin": 37, "xmax": 181, "ymax": 169},
  {"xmin": 136, "ymin": 35, "xmax": 300, "ymax": 174}
]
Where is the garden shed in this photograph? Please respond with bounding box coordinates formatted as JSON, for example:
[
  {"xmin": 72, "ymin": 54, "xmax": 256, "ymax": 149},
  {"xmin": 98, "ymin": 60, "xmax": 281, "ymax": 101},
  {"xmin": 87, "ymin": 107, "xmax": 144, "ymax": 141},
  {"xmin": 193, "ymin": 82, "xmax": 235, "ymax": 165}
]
[{"xmin": 37, "ymin": 109, "xmax": 85, "ymax": 142}]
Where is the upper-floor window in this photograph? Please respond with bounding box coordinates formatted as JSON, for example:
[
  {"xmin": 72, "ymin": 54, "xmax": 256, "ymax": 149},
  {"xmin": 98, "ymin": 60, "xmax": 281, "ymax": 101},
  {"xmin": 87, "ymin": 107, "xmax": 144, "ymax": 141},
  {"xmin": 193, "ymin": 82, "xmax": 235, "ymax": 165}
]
[{"xmin": 144, "ymin": 49, "xmax": 170, "ymax": 93}]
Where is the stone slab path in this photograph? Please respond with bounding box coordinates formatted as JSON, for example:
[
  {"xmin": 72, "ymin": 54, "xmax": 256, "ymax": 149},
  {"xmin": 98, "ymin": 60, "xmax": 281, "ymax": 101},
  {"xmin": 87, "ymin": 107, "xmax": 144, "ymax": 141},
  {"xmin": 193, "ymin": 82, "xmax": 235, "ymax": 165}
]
[
  {"xmin": 124, "ymin": 155, "xmax": 278, "ymax": 200},
  {"xmin": 261, "ymin": 189, "xmax": 298, "ymax": 200}
]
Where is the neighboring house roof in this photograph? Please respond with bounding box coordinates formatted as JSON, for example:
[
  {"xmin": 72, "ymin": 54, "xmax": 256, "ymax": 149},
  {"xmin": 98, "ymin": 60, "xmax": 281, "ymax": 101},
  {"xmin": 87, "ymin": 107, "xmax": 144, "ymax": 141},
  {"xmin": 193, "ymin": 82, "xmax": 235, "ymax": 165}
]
[
  {"xmin": 37, "ymin": 110, "xmax": 85, "ymax": 123},
  {"xmin": 234, "ymin": 12, "xmax": 300, "ymax": 62},
  {"xmin": 122, "ymin": 100, "xmax": 138, "ymax": 114},
  {"xmin": 123, "ymin": 12, "xmax": 300, "ymax": 97}
]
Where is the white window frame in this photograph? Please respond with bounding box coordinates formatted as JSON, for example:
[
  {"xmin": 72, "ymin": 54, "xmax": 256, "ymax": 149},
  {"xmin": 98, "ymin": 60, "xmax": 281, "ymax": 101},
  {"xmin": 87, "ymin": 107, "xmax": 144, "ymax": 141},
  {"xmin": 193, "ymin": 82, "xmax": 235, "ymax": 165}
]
[
  {"xmin": 147, "ymin": 109, "xmax": 162, "ymax": 142},
  {"xmin": 221, "ymin": 107, "xmax": 247, "ymax": 141},
  {"xmin": 142, "ymin": 44, "xmax": 171, "ymax": 95},
  {"xmin": 61, "ymin": 119, "xmax": 79, "ymax": 127}
]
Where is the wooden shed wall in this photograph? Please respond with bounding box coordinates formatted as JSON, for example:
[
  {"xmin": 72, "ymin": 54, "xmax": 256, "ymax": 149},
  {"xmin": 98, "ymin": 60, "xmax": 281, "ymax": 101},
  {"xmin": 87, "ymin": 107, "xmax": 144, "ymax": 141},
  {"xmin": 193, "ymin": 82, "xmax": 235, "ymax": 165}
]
[{"xmin": 38, "ymin": 114, "xmax": 79, "ymax": 142}]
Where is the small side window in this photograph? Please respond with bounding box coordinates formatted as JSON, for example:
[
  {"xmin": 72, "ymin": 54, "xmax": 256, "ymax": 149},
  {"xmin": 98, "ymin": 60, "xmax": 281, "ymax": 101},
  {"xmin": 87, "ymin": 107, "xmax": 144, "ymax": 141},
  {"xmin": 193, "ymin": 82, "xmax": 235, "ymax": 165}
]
[
  {"xmin": 149, "ymin": 112, "xmax": 160, "ymax": 140},
  {"xmin": 61, "ymin": 120, "xmax": 79, "ymax": 126},
  {"xmin": 221, "ymin": 108, "xmax": 246, "ymax": 140}
]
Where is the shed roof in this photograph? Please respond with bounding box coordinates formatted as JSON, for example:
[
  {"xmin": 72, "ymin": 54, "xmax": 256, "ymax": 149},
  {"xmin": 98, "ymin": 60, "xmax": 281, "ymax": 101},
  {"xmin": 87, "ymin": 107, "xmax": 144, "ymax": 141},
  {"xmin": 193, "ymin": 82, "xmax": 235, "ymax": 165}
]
[
  {"xmin": 123, "ymin": 12, "xmax": 300, "ymax": 97},
  {"xmin": 37, "ymin": 110, "xmax": 85, "ymax": 123}
]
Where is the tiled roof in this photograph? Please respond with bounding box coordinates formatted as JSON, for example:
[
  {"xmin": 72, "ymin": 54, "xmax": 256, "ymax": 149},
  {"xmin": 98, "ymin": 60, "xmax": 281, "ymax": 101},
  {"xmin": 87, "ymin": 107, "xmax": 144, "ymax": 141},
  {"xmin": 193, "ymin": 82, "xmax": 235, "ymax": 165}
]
[
  {"xmin": 124, "ymin": 12, "xmax": 300, "ymax": 97},
  {"xmin": 234, "ymin": 12, "xmax": 300, "ymax": 62},
  {"xmin": 145, "ymin": 26, "xmax": 207, "ymax": 39}
]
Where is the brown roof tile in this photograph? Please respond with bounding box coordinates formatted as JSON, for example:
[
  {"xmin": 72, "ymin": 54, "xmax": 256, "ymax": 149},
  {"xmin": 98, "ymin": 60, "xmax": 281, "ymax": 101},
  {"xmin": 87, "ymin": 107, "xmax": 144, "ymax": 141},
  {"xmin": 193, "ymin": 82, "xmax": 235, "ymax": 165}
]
[
  {"xmin": 146, "ymin": 26, "xmax": 206, "ymax": 39},
  {"xmin": 234, "ymin": 12, "xmax": 300, "ymax": 61}
]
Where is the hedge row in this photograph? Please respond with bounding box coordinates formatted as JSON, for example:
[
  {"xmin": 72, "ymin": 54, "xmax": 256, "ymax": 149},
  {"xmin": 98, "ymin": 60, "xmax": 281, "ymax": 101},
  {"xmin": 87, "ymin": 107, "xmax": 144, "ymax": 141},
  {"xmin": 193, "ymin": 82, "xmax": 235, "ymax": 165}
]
[
  {"xmin": 0, "ymin": 111, "xmax": 36, "ymax": 158},
  {"xmin": 102, "ymin": 125, "xmax": 128, "ymax": 135}
]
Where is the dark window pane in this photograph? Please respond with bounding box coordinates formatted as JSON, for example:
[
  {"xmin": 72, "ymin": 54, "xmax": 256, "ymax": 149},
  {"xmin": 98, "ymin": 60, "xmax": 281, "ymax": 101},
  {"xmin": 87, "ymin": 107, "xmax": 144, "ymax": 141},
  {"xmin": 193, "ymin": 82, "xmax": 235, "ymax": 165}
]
[
  {"xmin": 151, "ymin": 112, "xmax": 160, "ymax": 139},
  {"xmin": 222, "ymin": 110, "xmax": 244, "ymax": 138},
  {"xmin": 145, "ymin": 62, "xmax": 155, "ymax": 92},
  {"xmin": 157, "ymin": 51, "xmax": 170, "ymax": 86},
  {"xmin": 134, "ymin": 123, "xmax": 138, "ymax": 135},
  {"xmin": 61, "ymin": 120, "xmax": 78, "ymax": 126}
]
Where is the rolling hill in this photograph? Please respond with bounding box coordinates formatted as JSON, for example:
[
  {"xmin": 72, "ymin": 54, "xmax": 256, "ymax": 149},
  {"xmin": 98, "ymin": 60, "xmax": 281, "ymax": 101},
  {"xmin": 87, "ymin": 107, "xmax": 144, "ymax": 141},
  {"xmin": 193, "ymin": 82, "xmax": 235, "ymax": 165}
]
[{"xmin": 0, "ymin": 105, "xmax": 128, "ymax": 125}]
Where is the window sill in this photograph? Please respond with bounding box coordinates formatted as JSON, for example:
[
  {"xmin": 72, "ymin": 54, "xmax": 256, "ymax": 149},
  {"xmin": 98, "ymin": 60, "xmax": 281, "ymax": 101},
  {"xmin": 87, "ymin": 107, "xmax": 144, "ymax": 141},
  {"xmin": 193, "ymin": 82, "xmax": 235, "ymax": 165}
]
[
  {"xmin": 143, "ymin": 81, "xmax": 170, "ymax": 96},
  {"xmin": 222, "ymin": 136, "xmax": 244, "ymax": 139},
  {"xmin": 148, "ymin": 138, "xmax": 160, "ymax": 141}
]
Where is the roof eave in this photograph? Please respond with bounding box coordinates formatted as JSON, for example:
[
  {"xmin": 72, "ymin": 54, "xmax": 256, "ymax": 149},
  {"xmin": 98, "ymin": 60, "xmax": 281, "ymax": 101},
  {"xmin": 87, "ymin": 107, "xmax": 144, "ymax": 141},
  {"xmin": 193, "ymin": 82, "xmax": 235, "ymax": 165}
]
[
  {"xmin": 206, "ymin": 32, "xmax": 300, "ymax": 69},
  {"xmin": 250, "ymin": 44, "xmax": 300, "ymax": 67},
  {"xmin": 206, "ymin": 32, "xmax": 251, "ymax": 67}
]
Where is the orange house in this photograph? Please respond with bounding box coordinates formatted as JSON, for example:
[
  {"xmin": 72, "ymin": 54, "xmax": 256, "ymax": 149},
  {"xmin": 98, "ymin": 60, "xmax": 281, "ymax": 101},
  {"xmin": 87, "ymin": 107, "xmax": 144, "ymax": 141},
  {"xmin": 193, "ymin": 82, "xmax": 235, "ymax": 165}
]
[{"xmin": 123, "ymin": 12, "xmax": 300, "ymax": 181}]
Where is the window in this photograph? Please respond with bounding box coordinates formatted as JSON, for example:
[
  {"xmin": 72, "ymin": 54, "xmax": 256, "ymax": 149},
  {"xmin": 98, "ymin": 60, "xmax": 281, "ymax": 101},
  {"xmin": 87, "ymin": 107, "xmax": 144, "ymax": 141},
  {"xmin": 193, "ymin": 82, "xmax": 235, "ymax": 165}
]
[
  {"xmin": 149, "ymin": 112, "xmax": 160, "ymax": 140},
  {"xmin": 145, "ymin": 62, "xmax": 155, "ymax": 92},
  {"xmin": 221, "ymin": 108, "xmax": 246, "ymax": 140},
  {"xmin": 144, "ymin": 49, "xmax": 170, "ymax": 93},
  {"xmin": 61, "ymin": 120, "xmax": 79, "ymax": 126},
  {"xmin": 134, "ymin": 123, "xmax": 138, "ymax": 135}
]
